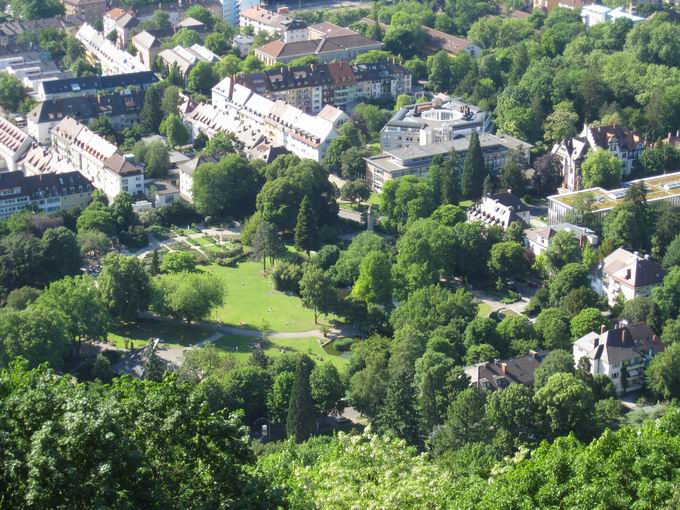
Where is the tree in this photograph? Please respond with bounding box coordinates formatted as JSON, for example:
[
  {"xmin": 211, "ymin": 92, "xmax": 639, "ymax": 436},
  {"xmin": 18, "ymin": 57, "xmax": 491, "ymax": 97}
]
[
  {"xmin": 581, "ymin": 149, "xmax": 622, "ymax": 189},
  {"xmin": 654, "ymin": 267, "xmax": 680, "ymax": 321},
  {"xmin": 427, "ymin": 152, "xmax": 460, "ymax": 206},
  {"xmin": 432, "ymin": 388, "xmax": 487, "ymax": 450},
  {"xmin": 170, "ymin": 27, "xmax": 202, "ymax": 47},
  {"xmin": 461, "ymin": 132, "xmax": 486, "ymax": 199},
  {"xmin": 341, "ymin": 180, "xmax": 371, "ymax": 205},
  {"xmin": 192, "ymin": 154, "xmax": 261, "ymax": 218},
  {"xmin": 140, "ymin": 86, "xmax": 162, "ymax": 133},
  {"xmin": 161, "ymin": 85, "xmax": 180, "ymax": 116},
  {"xmin": 488, "ymin": 241, "xmax": 526, "ymax": 278},
  {"xmin": 188, "ymin": 61, "xmax": 217, "ymax": 95},
  {"xmin": 622, "ymin": 296, "xmax": 662, "ymax": 333},
  {"xmin": 331, "ymin": 232, "xmax": 386, "ymax": 285},
  {"xmin": 140, "ymin": 10, "xmax": 171, "ymax": 30},
  {"xmin": 202, "ymin": 131, "xmax": 236, "ymax": 158},
  {"xmin": 549, "ymin": 263, "xmax": 589, "ymax": 305},
  {"xmin": 141, "ymin": 141, "xmax": 170, "ymax": 178},
  {"xmin": 340, "ymin": 146, "xmax": 369, "ymax": 180},
  {"xmin": 534, "ymin": 372, "xmax": 595, "ymax": 440},
  {"xmin": 111, "ymin": 192, "xmax": 137, "ymax": 231},
  {"xmin": 251, "ymin": 220, "xmax": 284, "ymax": 272},
  {"xmin": 159, "ymin": 114, "xmax": 190, "ymax": 148},
  {"xmin": 286, "ymin": 355, "xmax": 316, "ymax": 442},
  {"xmin": 185, "ymin": 5, "xmax": 215, "ymax": 26},
  {"xmin": 535, "ymin": 308, "xmax": 571, "ymax": 350},
  {"xmin": 77, "ymin": 230, "xmax": 110, "ymax": 258},
  {"xmin": 499, "ymin": 153, "xmax": 528, "ymax": 196},
  {"xmin": 99, "ymin": 253, "xmax": 152, "ymax": 319},
  {"xmin": 152, "ymin": 271, "xmax": 224, "ymax": 323},
  {"xmin": 76, "ymin": 204, "xmax": 117, "ymax": 235},
  {"xmin": 294, "ymin": 196, "xmax": 318, "ymax": 256},
  {"xmin": 352, "ymin": 251, "xmax": 393, "ymax": 307},
  {"xmin": 5, "ymin": 286, "xmax": 41, "ymax": 310},
  {"xmin": 268, "ymin": 371, "xmax": 296, "ymax": 425},
  {"xmin": 485, "ymin": 383, "xmax": 537, "ymax": 444},
  {"xmin": 381, "ymin": 176, "xmax": 436, "ymax": 230},
  {"xmin": 533, "ymin": 350, "xmax": 575, "ymax": 388},
  {"xmin": 603, "ymin": 182, "xmax": 652, "ymax": 252},
  {"xmin": 653, "ymin": 202, "xmax": 680, "ymax": 259},
  {"xmin": 543, "ymin": 104, "xmax": 579, "ymax": 143},
  {"xmin": 35, "ymin": 276, "xmax": 110, "ymax": 357},
  {"xmin": 41, "ymin": 226, "xmax": 80, "ymax": 278},
  {"xmin": 570, "ymin": 307, "xmax": 604, "ymax": 339},
  {"xmin": 160, "ymin": 251, "xmax": 197, "ymax": 273},
  {"xmin": 415, "ymin": 350, "xmax": 466, "ymax": 431},
  {"xmin": 395, "ymin": 93, "xmax": 413, "ymax": 110},
  {"xmin": 0, "ymin": 73, "xmax": 26, "ymax": 112},
  {"xmin": 496, "ymin": 315, "xmax": 537, "ymax": 355},
  {"xmin": 428, "ymin": 51, "xmax": 452, "ymax": 92},
  {"xmin": 544, "ymin": 230, "xmax": 581, "ymax": 274},
  {"xmin": 310, "ymin": 362, "xmax": 344, "ymax": 416},
  {"xmin": 646, "ymin": 342, "xmax": 680, "ymax": 399},
  {"xmin": 532, "ymin": 153, "xmax": 562, "ymax": 196},
  {"xmin": 0, "ymin": 308, "xmax": 69, "ymax": 369},
  {"xmin": 299, "ymin": 264, "xmax": 335, "ymax": 324}
]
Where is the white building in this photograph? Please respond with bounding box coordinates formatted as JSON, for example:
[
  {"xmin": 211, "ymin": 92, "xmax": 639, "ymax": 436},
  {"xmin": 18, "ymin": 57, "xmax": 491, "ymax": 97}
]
[
  {"xmin": 581, "ymin": 4, "xmax": 644, "ymax": 27},
  {"xmin": 76, "ymin": 23, "xmax": 148, "ymax": 75},
  {"xmin": 51, "ymin": 116, "xmax": 144, "ymax": 201},
  {"xmin": 467, "ymin": 192, "xmax": 530, "ymax": 230},
  {"xmin": 590, "ymin": 247, "xmax": 664, "ymax": 306},
  {"xmin": 239, "ymin": 6, "xmax": 308, "ymax": 42},
  {"xmin": 551, "ymin": 123, "xmax": 649, "ymax": 191},
  {"xmin": 0, "ymin": 116, "xmax": 33, "ymax": 171},
  {"xmin": 573, "ymin": 322, "xmax": 664, "ymax": 394},
  {"xmin": 158, "ymin": 44, "xmax": 219, "ymax": 79},
  {"xmin": 524, "ymin": 223, "xmax": 599, "ymax": 255},
  {"xmin": 177, "ymin": 154, "xmax": 217, "ymax": 202}
]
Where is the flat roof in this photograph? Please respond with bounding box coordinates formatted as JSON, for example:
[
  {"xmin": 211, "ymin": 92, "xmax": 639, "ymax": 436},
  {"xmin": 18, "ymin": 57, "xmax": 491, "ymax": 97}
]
[{"xmin": 549, "ymin": 171, "xmax": 680, "ymax": 211}]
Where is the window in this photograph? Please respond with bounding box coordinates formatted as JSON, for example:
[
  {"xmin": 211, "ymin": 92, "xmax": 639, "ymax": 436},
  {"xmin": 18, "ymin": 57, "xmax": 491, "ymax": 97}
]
[{"xmin": 611, "ymin": 372, "xmax": 619, "ymax": 379}]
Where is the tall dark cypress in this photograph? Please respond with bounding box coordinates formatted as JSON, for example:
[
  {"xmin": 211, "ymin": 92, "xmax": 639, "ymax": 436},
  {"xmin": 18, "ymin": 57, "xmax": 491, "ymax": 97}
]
[
  {"xmin": 461, "ymin": 132, "xmax": 487, "ymax": 199},
  {"xmin": 286, "ymin": 355, "xmax": 316, "ymax": 442},
  {"xmin": 294, "ymin": 196, "xmax": 318, "ymax": 256},
  {"xmin": 140, "ymin": 87, "xmax": 162, "ymax": 134}
]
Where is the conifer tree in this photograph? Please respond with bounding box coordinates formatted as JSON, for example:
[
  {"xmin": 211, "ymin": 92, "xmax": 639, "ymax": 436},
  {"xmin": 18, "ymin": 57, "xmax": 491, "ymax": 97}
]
[
  {"xmin": 286, "ymin": 355, "xmax": 316, "ymax": 442},
  {"xmin": 461, "ymin": 132, "xmax": 487, "ymax": 199},
  {"xmin": 140, "ymin": 87, "xmax": 162, "ymax": 134},
  {"xmin": 294, "ymin": 196, "xmax": 318, "ymax": 256},
  {"xmin": 150, "ymin": 249, "xmax": 160, "ymax": 275}
]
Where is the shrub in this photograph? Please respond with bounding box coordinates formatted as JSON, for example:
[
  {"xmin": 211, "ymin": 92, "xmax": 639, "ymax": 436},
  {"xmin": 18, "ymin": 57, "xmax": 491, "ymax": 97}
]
[
  {"xmin": 333, "ymin": 337, "xmax": 355, "ymax": 352},
  {"xmin": 270, "ymin": 261, "xmax": 304, "ymax": 293},
  {"xmin": 119, "ymin": 226, "xmax": 149, "ymax": 249}
]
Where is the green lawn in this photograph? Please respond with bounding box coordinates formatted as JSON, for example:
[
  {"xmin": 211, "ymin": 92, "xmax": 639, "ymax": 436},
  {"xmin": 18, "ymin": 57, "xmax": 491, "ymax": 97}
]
[
  {"xmin": 368, "ymin": 192, "xmax": 382, "ymax": 206},
  {"xmin": 477, "ymin": 302, "xmax": 492, "ymax": 318},
  {"xmin": 108, "ymin": 319, "xmax": 212, "ymax": 349},
  {"xmin": 202, "ymin": 262, "xmax": 337, "ymax": 332},
  {"xmin": 459, "ymin": 199, "xmax": 474, "ymax": 208},
  {"xmin": 205, "ymin": 244, "xmax": 224, "ymax": 253},
  {"xmin": 214, "ymin": 335, "xmax": 348, "ymax": 369},
  {"xmin": 193, "ymin": 236, "xmax": 216, "ymax": 246}
]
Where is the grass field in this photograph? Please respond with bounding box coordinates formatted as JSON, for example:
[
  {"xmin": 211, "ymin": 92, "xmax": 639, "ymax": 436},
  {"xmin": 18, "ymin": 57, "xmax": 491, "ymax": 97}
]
[
  {"xmin": 459, "ymin": 199, "xmax": 474, "ymax": 208},
  {"xmin": 193, "ymin": 236, "xmax": 215, "ymax": 246},
  {"xmin": 202, "ymin": 262, "xmax": 337, "ymax": 332},
  {"xmin": 214, "ymin": 335, "xmax": 348, "ymax": 369},
  {"xmin": 108, "ymin": 319, "xmax": 212, "ymax": 349},
  {"xmin": 477, "ymin": 302, "xmax": 492, "ymax": 318}
]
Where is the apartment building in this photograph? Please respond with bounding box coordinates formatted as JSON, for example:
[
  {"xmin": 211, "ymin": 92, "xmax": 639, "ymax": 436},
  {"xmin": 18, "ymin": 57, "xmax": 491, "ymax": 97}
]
[
  {"xmin": 0, "ymin": 170, "xmax": 93, "ymax": 219},
  {"xmin": 60, "ymin": 0, "xmax": 106, "ymax": 22},
  {"xmin": 0, "ymin": 116, "xmax": 33, "ymax": 172},
  {"xmin": 158, "ymin": 45, "xmax": 219, "ymax": 79},
  {"xmin": 380, "ymin": 96, "xmax": 489, "ymax": 151},
  {"xmin": 20, "ymin": 145, "xmax": 75, "ymax": 175},
  {"xmin": 103, "ymin": 8, "xmax": 138, "ymax": 48},
  {"xmin": 0, "ymin": 16, "xmax": 85, "ymax": 47},
  {"xmin": 365, "ymin": 133, "xmax": 532, "ymax": 192},
  {"xmin": 235, "ymin": 61, "xmax": 411, "ymax": 113},
  {"xmin": 239, "ymin": 6, "xmax": 308, "ymax": 42},
  {"xmin": 51, "ymin": 117, "xmax": 144, "ymax": 201},
  {"xmin": 76, "ymin": 23, "xmax": 149, "ymax": 75},
  {"xmin": 131, "ymin": 31, "xmax": 163, "ymax": 68},
  {"xmin": 37, "ymin": 71, "xmax": 158, "ymax": 101},
  {"xmin": 222, "ymin": 0, "xmax": 260, "ymax": 26},
  {"xmin": 27, "ymin": 90, "xmax": 144, "ymax": 144}
]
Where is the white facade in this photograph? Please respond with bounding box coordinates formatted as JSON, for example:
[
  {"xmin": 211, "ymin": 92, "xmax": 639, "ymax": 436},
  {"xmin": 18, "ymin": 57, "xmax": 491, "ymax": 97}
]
[
  {"xmin": 223, "ymin": 0, "xmax": 260, "ymax": 26},
  {"xmin": 51, "ymin": 117, "xmax": 144, "ymax": 201},
  {"xmin": 581, "ymin": 4, "xmax": 644, "ymax": 26},
  {"xmin": 76, "ymin": 23, "xmax": 148, "ymax": 75},
  {"xmin": 0, "ymin": 116, "xmax": 33, "ymax": 172}
]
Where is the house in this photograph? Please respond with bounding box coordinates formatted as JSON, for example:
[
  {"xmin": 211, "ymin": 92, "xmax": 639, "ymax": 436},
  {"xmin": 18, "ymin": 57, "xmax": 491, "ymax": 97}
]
[
  {"xmin": 590, "ymin": 247, "xmax": 664, "ymax": 305},
  {"xmin": 0, "ymin": 15, "xmax": 86, "ymax": 47},
  {"xmin": 254, "ymin": 31, "xmax": 382, "ymax": 65},
  {"xmin": 365, "ymin": 132, "xmax": 532, "ymax": 192},
  {"xmin": 581, "ymin": 4, "xmax": 644, "ymax": 26},
  {"xmin": 177, "ymin": 154, "xmax": 218, "ymax": 202},
  {"xmin": 234, "ymin": 61, "xmax": 411, "ymax": 114},
  {"xmin": 76, "ymin": 23, "xmax": 149, "ymax": 75},
  {"xmin": 533, "ymin": 0, "xmax": 591, "ymax": 11},
  {"xmin": 60, "ymin": 0, "xmax": 106, "ymax": 22},
  {"xmin": 36, "ymin": 71, "xmax": 158, "ymax": 101},
  {"xmin": 524, "ymin": 223, "xmax": 599, "ymax": 255},
  {"xmin": 467, "ymin": 192, "xmax": 530, "ymax": 229},
  {"xmin": 0, "ymin": 170, "xmax": 93, "ymax": 219},
  {"xmin": 239, "ymin": 6, "xmax": 308, "ymax": 42},
  {"xmin": 573, "ymin": 322, "xmax": 664, "ymax": 394},
  {"xmin": 0, "ymin": 116, "xmax": 33, "ymax": 171},
  {"xmin": 149, "ymin": 180, "xmax": 180, "ymax": 206},
  {"xmin": 246, "ymin": 141, "xmax": 289, "ymax": 163},
  {"xmin": 317, "ymin": 104, "xmax": 349, "ymax": 128},
  {"xmin": 131, "ymin": 31, "xmax": 163, "ymax": 68},
  {"xmin": 380, "ymin": 95, "xmax": 489, "ymax": 151},
  {"xmin": 234, "ymin": 34, "xmax": 254, "ymax": 57},
  {"xmin": 51, "ymin": 117, "xmax": 144, "ymax": 201},
  {"xmin": 548, "ymin": 171, "xmax": 680, "ymax": 224},
  {"xmin": 465, "ymin": 350, "xmax": 550, "ymax": 391},
  {"xmin": 27, "ymin": 90, "xmax": 145, "ymax": 144},
  {"xmin": 158, "ymin": 45, "xmax": 219, "ymax": 79},
  {"xmin": 103, "ymin": 8, "xmax": 138, "ymax": 48},
  {"xmin": 551, "ymin": 123, "xmax": 649, "ymax": 191}
]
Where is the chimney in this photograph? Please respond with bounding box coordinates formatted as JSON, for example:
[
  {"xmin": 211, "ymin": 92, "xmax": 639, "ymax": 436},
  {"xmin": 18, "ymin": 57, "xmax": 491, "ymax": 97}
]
[
  {"xmin": 625, "ymin": 268, "xmax": 631, "ymax": 280},
  {"xmin": 600, "ymin": 324, "xmax": 606, "ymax": 335},
  {"xmin": 621, "ymin": 328, "xmax": 627, "ymax": 343},
  {"xmin": 653, "ymin": 334, "xmax": 659, "ymax": 344},
  {"xmin": 500, "ymin": 362, "xmax": 508, "ymax": 375}
]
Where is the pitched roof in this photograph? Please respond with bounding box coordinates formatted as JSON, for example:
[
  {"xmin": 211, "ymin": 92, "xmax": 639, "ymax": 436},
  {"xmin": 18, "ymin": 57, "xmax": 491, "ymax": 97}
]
[
  {"xmin": 255, "ymin": 33, "xmax": 381, "ymax": 59},
  {"xmin": 574, "ymin": 322, "xmax": 664, "ymax": 365},
  {"xmin": 40, "ymin": 71, "xmax": 158, "ymax": 96},
  {"xmin": 132, "ymin": 30, "xmax": 159, "ymax": 49},
  {"xmin": 309, "ymin": 21, "xmax": 355, "ymax": 38},
  {"xmin": 601, "ymin": 247, "xmax": 664, "ymax": 288},
  {"xmin": 0, "ymin": 116, "xmax": 30, "ymax": 154},
  {"xmin": 465, "ymin": 350, "xmax": 550, "ymax": 390},
  {"xmin": 0, "ymin": 170, "xmax": 93, "ymax": 200},
  {"xmin": 586, "ymin": 124, "xmax": 645, "ymax": 152},
  {"xmin": 28, "ymin": 91, "xmax": 144, "ymax": 125}
]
